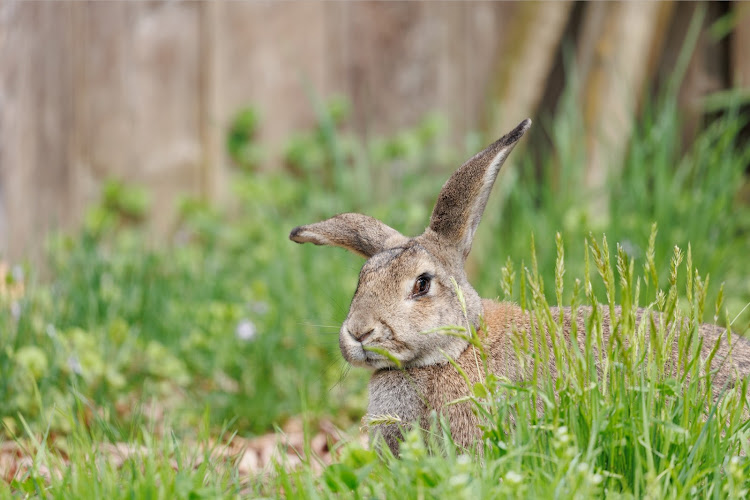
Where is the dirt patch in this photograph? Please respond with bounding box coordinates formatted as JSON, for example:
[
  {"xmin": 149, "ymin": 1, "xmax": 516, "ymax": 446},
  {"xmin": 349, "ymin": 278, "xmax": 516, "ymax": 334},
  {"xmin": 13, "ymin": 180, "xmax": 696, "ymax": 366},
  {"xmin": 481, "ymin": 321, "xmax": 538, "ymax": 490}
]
[{"xmin": 1, "ymin": 418, "xmax": 367, "ymax": 486}]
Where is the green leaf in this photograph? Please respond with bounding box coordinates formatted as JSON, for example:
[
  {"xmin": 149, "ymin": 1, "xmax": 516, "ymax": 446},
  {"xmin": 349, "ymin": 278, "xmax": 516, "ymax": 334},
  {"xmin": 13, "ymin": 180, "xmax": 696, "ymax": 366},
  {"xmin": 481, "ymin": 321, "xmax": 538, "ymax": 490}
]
[
  {"xmin": 473, "ymin": 382, "xmax": 488, "ymax": 399},
  {"xmin": 324, "ymin": 464, "xmax": 359, "ymax": 492}
]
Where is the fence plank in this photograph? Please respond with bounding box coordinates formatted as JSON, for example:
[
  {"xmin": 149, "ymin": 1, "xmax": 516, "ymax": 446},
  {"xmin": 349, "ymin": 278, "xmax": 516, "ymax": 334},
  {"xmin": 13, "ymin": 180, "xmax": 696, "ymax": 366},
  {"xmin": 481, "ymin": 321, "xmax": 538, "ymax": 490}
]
[
  {"xmin": 217, "ymin": 2, "xmax": 329, "ymax": 169},
  {"xmin": 74, "ymin": 1, "xmax": 203, "ymax": 235},
  {"xmin": 0, "ymin": 2, "xmax": 77, "ymax": 262},
  {"xmin": 329, "ymin": 2, "xmax": 513, "ymax": 146},
  {"xmin": 199, "ymin": 1, "xmax": 223, "ymax": 202}
]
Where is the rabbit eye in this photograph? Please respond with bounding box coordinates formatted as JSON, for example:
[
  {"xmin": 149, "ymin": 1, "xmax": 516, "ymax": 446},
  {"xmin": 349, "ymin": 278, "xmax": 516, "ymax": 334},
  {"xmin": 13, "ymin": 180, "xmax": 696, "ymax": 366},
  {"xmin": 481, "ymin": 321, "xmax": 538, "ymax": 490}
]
[{"xmin": 411, "ymin": 274, "xmax": 431, "ymax": 298}]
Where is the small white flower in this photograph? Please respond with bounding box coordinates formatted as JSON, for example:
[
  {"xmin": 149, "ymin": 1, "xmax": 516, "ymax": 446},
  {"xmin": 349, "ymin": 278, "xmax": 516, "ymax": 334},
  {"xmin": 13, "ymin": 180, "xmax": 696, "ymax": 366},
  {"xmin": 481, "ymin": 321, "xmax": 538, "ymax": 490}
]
[
  {"xmin": 46, "ymin": 324, "xmax": 57, "ymax": 339},
  {"xmin": 504, "ymin": 470, "xmax": 523, "ymax": 485},
  {"xmin": 235, "ymin": 319, "xmax": 257, "ymax": 341},
  {"xmin": 10, "ymin": 301, "xmax": 20, "ymax": 321},
  {"xmin": 556, "ymin": 427, "xmax": 571, "ymax": 444},
  {"xmin": 68, "ymin": 355, "xmax": 83, "ymax": 375},
  {"xmin": 448, "ymin": 474, "xmax": 470, "ymax": 487}
]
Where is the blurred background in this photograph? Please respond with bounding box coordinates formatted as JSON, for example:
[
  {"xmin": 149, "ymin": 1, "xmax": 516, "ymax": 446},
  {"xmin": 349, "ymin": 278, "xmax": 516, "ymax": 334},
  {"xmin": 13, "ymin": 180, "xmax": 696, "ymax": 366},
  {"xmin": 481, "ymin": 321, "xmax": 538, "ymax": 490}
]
[
  {"xmin": 2, "ymin": 1, "xmax": 748, "ymax": 260},
  {"xmin": 0, "ymin": 0, "xmax": 749, "ymax": 452}
]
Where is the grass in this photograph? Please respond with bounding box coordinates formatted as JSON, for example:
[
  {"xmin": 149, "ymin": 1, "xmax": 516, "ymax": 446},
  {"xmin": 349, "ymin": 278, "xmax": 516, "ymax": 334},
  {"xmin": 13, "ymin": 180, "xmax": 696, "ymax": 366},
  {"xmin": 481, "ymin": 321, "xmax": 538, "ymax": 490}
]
[
  {"xmin": 2, "ymin": 232, "xmax": 748, "ymax": 498},
  {"xmin": 0, "ymin": 80, "xmax": 749, "ymax": 496}
]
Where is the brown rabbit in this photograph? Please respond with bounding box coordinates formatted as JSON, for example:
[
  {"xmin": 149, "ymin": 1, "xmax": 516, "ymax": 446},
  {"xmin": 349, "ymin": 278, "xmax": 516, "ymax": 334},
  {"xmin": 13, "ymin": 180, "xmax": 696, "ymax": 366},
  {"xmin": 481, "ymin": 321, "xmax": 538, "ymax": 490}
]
[{"xmin": 290, "ymin": 119, "xmax": 750, "ymax": 455}]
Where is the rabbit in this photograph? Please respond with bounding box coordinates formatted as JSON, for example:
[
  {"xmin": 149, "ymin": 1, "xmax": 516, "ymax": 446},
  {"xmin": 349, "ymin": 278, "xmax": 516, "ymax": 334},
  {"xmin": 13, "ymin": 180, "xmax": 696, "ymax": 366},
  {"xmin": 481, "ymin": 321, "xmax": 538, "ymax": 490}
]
[{"xmin": 290, "ymin": 119, "xmax": 750, "ymax": 456}]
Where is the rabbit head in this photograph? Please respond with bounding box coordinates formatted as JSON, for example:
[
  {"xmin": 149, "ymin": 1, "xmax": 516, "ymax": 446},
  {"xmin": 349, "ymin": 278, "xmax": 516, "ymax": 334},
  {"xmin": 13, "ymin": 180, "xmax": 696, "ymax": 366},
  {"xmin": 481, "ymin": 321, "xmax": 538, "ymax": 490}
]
[{"xmin": 290, "ymin": 119, "xmax": 531, "ymax": 370}]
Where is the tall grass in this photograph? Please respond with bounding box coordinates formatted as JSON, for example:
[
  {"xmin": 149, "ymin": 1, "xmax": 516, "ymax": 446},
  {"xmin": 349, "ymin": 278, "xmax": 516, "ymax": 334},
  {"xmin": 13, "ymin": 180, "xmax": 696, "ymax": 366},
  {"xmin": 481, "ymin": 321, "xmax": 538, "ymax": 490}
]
[
  {"xmin": 258, "ymin": 231, "xmax": 750, "ymax": 498},
  {"xmin": 5, "ymin": 232, "xmax": 747, "ymax": 498},
  {"xmin": 0, "ymin": 71, "xmax": 748, "ymax": 496}
]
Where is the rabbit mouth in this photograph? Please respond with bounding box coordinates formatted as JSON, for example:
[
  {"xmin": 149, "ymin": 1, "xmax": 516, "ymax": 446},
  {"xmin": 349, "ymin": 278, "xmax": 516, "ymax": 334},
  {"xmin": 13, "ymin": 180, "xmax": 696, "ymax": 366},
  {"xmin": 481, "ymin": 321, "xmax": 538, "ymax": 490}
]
[
  {"xmin": 343, "ymin": 347, "xmax": 368, "ymax": 367},
  {"xmin": 363, "ymin": 350, "xmax": 401, "ymax": 370},
  {"xmin": 339, "ymin": 320, "xmax": 408, "ymax": 369},
  {"xmin": 340, "ymin": 340, "xmax": 402, "ymax": 370},
  {"xmin": 339, "ymin": 334, "xmax": 370, "ymax": 368},
  {"xmin": 363, "ymin": 350, "xmax": 382, "ymax": 363},
  {"xmin": 346, "ymin": 345, "xmax": 392, "ymax": 369}
]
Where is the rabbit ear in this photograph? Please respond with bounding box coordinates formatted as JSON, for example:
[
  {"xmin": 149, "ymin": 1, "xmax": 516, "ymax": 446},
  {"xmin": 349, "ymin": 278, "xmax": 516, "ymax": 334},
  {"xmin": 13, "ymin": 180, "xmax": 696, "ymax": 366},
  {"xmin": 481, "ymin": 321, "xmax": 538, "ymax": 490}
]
[
  {"xmin": 427, "ymin": 119, "xmax": 531, "ymax": 258},
  {"xmin": 290, "ymin": 213, "xmax": 408, "ymax": 258}
]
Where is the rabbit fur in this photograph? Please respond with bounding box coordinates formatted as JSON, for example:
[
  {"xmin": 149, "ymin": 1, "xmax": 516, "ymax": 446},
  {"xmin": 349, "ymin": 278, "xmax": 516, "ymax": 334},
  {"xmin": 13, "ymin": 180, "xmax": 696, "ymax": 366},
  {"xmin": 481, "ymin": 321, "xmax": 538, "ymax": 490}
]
[{"xmin": 290, "ymin": 119, "xmax": 750, "ymax": 456}]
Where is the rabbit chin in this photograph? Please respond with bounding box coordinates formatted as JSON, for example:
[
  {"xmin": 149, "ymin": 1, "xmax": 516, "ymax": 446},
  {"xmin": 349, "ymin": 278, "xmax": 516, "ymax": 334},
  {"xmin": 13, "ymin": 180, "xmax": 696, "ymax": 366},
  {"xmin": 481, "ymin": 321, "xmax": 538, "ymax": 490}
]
[{"xmin": 339, "ymin": 335, "xmax": 403, "ymax": 370}]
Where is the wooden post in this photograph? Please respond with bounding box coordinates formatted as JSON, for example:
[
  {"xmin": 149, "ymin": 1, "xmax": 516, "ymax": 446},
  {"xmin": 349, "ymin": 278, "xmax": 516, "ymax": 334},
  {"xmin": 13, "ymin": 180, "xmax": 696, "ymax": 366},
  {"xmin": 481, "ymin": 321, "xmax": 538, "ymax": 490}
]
[
  {"xmin": 580, "ymin": 2, "xmax": 675, "ymax": 219},
  {"xmin": 199, "ymin": 0, "xmax": 224, "ymax": 203},
  {"xmin": 732, "ymin": 2, "xmax": 750, "ymax": 88},
  {"xmin": 483, "ymin": 1, "xmax": 574, "ymax": 137}
]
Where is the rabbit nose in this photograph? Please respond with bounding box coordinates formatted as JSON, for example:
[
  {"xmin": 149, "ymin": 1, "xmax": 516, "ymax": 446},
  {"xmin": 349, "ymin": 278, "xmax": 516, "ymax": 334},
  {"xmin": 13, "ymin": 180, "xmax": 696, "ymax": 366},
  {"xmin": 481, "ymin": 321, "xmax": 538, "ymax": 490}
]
[{"xmin": 350, "ymin": 328, "xmax": 374, "ymax": 343}]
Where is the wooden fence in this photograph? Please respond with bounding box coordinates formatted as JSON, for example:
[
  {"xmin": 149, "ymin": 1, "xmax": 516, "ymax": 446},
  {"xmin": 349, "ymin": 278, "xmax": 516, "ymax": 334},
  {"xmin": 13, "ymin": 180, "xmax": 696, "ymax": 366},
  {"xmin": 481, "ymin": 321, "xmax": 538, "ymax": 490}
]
[{"xmin": 1, "ymin": 1, "xmax": 748, "ymax": 262}]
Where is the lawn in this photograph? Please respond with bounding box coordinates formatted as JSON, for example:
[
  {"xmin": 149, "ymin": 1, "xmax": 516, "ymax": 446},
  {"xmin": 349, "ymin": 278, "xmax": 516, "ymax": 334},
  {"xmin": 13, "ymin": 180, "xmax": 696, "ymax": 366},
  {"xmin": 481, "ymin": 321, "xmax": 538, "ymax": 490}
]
[{"xmin": 1, "ymin": 81, "xmax": 749, "ymax": 498}]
